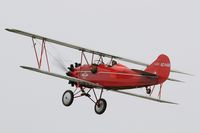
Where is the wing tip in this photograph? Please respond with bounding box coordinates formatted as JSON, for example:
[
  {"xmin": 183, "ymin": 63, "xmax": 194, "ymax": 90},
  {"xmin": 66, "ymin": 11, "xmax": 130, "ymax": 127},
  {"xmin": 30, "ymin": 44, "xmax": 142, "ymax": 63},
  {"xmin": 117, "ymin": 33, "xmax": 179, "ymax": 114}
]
[
  {"xmin": 20, "ymin": 65, "xmax": 25, "ymax": 68},
  {"xmin": 20, "ymin": 65, "xmax": 28, "ymax": 69},
  {"xmin": 5, "ymin": 28, "xmax": 11, "ymax": 31},
  {"xmin": 5, "ymin": 28, "xmax": 17, "ymax": 33},
  {"xmin": 20, "ymin": 65, "xmax": 38, "ymax": 71},
  {"xmin": 159, "ymin": 100, "xmax": 179, "ymax": 105}
]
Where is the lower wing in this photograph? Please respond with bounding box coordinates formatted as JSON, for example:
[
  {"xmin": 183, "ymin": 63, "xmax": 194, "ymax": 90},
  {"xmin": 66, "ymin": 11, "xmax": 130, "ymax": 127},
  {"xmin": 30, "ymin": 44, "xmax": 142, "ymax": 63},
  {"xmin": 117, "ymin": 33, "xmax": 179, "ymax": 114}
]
[
  {"xmin": 111, "ymin": 90, "xmax": 178, "ymax": 105},
  {"xmin": 20, "ymin": 66, "xmax": 103, "ymax": 88},
  {"xmin": 21, "ymin": 66, "xmax": 177, "ymax": 105}
]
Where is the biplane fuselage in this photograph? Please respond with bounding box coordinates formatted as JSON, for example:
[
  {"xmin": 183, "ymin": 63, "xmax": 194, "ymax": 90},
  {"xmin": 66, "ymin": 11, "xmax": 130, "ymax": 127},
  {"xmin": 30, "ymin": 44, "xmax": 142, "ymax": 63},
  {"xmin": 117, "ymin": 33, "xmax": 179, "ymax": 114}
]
[{"xmin": 70, "ymin": 63, "xmax": 162, "ymax": 89}]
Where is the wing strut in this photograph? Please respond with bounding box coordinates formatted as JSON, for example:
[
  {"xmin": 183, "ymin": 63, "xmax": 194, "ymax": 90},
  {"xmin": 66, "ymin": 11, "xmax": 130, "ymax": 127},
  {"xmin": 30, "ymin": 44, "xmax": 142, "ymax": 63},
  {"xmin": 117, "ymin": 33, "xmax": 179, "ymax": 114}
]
[{"xmin": 32, "ymin": 37, "xmax": 50, "ymax": 72}]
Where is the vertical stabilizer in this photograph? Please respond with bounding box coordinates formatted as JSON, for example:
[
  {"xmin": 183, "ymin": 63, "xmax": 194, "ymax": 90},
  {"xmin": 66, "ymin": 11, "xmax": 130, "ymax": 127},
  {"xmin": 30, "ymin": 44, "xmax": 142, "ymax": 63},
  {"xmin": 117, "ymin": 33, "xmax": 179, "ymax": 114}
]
[{"xmin": 145, "ymin": 54, "xmax": 171, "ymax": 84}]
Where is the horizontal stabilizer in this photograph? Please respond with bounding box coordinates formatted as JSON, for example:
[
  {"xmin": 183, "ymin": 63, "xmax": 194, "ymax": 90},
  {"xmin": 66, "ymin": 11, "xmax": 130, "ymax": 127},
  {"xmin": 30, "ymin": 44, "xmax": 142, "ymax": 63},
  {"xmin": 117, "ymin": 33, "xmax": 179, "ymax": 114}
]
[
  {"xmin": 168, "ymin": 78, "xmax": 184, "ymax": 83},
  {"xmin": 170, "ymin": 69, "xmax": 193, "ymax": 76},
  {"xmin": 111, "ymin": 90, "xmax": 178, "ymax": 105},
  {"xmin": 20, "ymin": 66, "xmax": 103, "ymax": 88}
]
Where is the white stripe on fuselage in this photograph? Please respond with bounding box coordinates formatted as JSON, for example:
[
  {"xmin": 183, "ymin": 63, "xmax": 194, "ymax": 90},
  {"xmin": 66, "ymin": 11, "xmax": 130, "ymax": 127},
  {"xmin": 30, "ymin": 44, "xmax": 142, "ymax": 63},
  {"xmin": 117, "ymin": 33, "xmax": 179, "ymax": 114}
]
[{"xmin": 76, "ymin": 71, "xmax": 156, "ymax": 78}]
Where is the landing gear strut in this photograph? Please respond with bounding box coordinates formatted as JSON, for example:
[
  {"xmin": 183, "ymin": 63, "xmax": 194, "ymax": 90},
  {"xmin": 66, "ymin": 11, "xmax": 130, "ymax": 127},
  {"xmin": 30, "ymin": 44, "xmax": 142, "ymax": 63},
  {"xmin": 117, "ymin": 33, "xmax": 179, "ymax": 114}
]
[{"xmin": 62, "ymin": 88, "xmax": 107, "ymax": 115}]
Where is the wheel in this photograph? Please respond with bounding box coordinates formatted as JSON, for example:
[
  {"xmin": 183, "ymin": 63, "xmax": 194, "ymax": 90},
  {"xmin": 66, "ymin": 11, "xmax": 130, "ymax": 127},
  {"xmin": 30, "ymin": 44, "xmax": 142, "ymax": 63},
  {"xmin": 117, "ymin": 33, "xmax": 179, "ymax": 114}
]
[
  {"xmin": 62, "ymin": 90, "xmax": 74, "ymax": 106},
  {"xmin": 146, "ymin": 88, "xmax": 151, "ymax": 94},
  {"xmin": 94, "ymin": 99, "xmax": 107, "ymax": 115}
]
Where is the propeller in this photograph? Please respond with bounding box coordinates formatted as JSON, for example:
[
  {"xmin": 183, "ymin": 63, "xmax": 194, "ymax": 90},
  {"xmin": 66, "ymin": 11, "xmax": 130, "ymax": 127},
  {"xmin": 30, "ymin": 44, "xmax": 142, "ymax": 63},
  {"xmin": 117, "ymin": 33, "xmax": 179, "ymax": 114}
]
[
  {"xmin": 46, "ymin": 47, "xmax": 80, "ymax": 87},
  {"xmin": 47, "ymin": 48, "xmax": 68, "ymax": 73},
  {"xmin": 67, "ymin": 62, "xmax": 81, "ymax": 87},
  {"xmin": 48, "ymin": 52, "xmax": 75, "ymax": 88}
]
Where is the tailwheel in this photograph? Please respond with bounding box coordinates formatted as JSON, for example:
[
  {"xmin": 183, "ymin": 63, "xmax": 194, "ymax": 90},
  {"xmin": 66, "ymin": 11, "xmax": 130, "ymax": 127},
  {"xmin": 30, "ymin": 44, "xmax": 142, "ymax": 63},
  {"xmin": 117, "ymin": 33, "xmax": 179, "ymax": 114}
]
[
  {"xmin": 146, "ymin": 88, "xmax": 151, "ymax": 94},
  {"xmin": 62, "ymin": 90, "xmax": 74, "ymax": 106},
  {"xmin": 94, "ymin": 98, "xmax": 107, "ymax": 115}
]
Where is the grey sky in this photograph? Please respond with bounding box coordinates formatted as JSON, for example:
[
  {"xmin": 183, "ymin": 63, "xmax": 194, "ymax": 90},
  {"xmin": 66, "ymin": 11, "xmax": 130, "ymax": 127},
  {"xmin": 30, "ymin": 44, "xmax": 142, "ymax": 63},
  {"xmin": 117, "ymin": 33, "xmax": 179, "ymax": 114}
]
[{"xmin": 0, "ymin": 0, "xmax": 199, "ymax": 132}]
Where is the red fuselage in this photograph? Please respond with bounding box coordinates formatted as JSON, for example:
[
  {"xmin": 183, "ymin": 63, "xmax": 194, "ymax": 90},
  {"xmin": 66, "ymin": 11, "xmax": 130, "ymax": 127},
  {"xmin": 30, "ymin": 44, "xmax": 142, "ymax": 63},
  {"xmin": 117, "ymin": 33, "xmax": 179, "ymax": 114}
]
[{"xmin": 69, "ymin": 63, "xmax": 159, "ymax": 89}]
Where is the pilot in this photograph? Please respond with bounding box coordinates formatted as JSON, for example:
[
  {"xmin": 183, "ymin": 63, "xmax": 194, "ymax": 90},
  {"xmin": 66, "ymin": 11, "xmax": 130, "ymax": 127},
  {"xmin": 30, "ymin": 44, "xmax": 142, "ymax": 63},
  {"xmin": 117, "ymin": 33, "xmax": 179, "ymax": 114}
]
[{"xmin": 112, "ymin": 60, "xmax": 117, "ymax": 66}]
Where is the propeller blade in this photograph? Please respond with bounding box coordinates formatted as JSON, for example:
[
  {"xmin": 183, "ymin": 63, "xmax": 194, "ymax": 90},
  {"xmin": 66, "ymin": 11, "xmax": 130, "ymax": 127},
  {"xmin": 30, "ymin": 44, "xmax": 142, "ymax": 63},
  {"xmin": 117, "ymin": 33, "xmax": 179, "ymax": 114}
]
[{"xmin": 47, "ymin": 50, "xmax": 68, "ymax": 72}]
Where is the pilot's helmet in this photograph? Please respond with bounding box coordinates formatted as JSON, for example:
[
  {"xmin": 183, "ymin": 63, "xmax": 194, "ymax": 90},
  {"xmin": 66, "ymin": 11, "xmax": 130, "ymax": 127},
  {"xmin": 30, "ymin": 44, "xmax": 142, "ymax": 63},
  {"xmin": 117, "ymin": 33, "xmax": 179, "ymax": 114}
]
[{"xmin": 112, "ymin": 60, "xmax": 117, "ymax": 66}]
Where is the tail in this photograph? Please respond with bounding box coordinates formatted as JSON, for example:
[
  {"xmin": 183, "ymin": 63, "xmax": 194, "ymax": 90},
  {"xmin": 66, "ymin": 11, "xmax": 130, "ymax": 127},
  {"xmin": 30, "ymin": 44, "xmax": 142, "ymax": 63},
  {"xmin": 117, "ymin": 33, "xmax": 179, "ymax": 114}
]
[{"xmin": 145, "ymin": 54, "xmax": 171, "ymax": 84}]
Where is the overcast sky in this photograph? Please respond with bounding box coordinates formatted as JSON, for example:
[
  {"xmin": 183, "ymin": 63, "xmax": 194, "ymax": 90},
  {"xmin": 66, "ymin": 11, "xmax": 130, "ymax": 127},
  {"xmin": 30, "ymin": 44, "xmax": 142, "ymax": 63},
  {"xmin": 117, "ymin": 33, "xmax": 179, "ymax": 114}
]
[{"xmin": 0, "ymin": 0, "xmax": 200, "ymax": 133}]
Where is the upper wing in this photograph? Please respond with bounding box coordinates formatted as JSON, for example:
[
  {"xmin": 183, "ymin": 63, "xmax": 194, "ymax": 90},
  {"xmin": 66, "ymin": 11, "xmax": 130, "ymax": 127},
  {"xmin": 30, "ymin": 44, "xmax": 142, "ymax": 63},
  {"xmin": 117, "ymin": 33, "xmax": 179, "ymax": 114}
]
[
  {"xmin": 6, "ymin": 28, "xmax": 191, "ymax": 75},
  {"xmin": 111, "ymin": 90, "xmax": 178, "ymax": 104},
  {"xmin": 20, "ymin": 66, "xmax": 103, "ymax": 88}
]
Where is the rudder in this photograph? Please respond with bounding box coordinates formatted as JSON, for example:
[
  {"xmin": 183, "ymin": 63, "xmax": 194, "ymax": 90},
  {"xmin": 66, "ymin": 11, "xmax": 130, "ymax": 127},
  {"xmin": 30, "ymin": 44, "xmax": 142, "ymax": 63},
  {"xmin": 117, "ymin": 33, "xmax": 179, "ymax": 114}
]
[{"xmin": 145, "ymin": 54, "xmax": 171, "ymax": 84}]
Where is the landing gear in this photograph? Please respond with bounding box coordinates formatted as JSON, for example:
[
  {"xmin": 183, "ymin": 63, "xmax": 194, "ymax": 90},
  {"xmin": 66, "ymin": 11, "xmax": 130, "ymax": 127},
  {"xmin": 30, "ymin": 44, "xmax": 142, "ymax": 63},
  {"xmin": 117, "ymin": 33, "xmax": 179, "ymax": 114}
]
[
  {"xmin": 94, "ymin": 99, "xmax": 107, "ymax": 115},
  {"xmin": 62, "ymin": 90, "xmax": 74, "ymax": 106},
  {"xmin": 146, "ymin": 84, "xmax": 163, "ymax": 99},
  {"xmin": 64, "ymin": 87, "xmax": 107, "ymax": 115},
  {"xmin": 146, "ymin": 88, "xmax": 151, "ymax": 94}
]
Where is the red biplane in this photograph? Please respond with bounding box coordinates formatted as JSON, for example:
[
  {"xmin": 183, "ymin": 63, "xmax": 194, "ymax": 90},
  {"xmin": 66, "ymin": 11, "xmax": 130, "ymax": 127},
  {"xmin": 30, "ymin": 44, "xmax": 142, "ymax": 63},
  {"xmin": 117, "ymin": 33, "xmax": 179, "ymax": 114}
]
[{"xmin": 6, "ymin": 28, "xmax": 190, "ymax": 115}]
